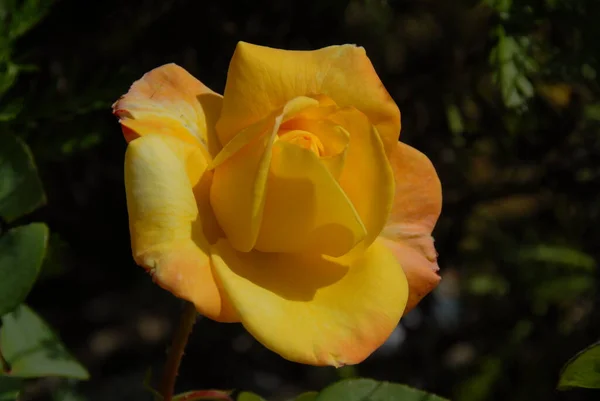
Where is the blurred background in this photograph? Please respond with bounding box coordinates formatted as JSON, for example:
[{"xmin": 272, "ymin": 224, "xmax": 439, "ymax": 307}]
[{"xmin": 1, "ymin": 0, "xmax": 599, "ymax": 400}]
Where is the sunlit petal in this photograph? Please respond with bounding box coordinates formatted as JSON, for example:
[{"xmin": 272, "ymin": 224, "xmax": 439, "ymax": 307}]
[
  {"xmin": 211, "ymin": 238, "xmax": 408, "ymax": 366},
  {"xmin": 217, "ymin": 42, "xmax": 400, "ymax": 153},
  {"xmin": 125, "ymin": 134, "xmax": 237, "ymax": 322},
  {"xmin": 254, "ymin": 141, "xmax": 366, "ymax": 256},
  {"xmin": 330, "ymin": 108, "xmax": 395, "ymax": 248},
  {"xmin": 114, "ymin": 64, "xmax": 223, "ymax": 157},
  {"xmin": 210, "ymin": 96, "xmax": 330, "ymax": 253}
]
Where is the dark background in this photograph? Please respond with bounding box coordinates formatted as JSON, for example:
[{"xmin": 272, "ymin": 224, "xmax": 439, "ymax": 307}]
[{"xmin": 2, "ymin": 0, "xmax": 600, "ymax": 400}]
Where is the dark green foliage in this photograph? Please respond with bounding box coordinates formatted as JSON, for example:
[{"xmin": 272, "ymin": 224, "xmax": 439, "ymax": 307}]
[
  {"xmin": 559, "ymin": 342, "xmax": 600, "ymax": 390},
  {"xmin": 313, "ymin": 379, "xmax": 448, "ymax": 401},
  {"xmin": 1, "ymin": 305, "xmax": 89, "ymax": 379},
  {"xmin": 0, "ymin": 223, "xmax": 47, "ymax": 316},
  {"xmin": 239, "ymin": 379, "xmax": 448, "ymax": 401}
]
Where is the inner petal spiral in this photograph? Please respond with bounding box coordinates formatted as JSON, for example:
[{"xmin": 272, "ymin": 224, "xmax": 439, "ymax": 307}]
[{"xmin": 278, "ymin": 129, "xmax": 324, "ymax": 156}]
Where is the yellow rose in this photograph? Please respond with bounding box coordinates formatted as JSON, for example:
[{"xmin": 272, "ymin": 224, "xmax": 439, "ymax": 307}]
[{"xmin": 112, "ymin": 42, "xmax": 442, "ymax": 366}]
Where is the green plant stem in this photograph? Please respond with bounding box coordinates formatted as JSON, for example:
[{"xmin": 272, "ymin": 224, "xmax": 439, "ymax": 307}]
[{"xmin": 159, "ymin": 301, "xmax": 198, "ymax": 401}]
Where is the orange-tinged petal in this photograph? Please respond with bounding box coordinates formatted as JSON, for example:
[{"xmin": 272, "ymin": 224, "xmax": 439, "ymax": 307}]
[
  {"xmin": 254, "ymin": 141, "xmax": 366, "ymax": 256},
  {"xmin": 217, "ymin": 42, "xmax": 400, "ymax": 153},
  {"xmin": 113, "ymin": 64, "xmax": 223, "ymax": 157},
  {"xmin": 125, "ymin": 134, "xmax": 237, "ymax": 322},
  {"xmin": 331, "ymin": 108, "xmax": 395, "ymax": 248},
  {"xmin": 211, "ymin": 237, "xmax": 408, "ymax": 366},
  {"xmin": 380, "ymin": 238, "xmax": 441, "ymax": 314},
  {"xmin": 385, "ymin": 142, "xmax": 442, "ymax": 231},
  {"xmin": 380, "ymin": 142, "xmax": 442, "ymax": 313}
]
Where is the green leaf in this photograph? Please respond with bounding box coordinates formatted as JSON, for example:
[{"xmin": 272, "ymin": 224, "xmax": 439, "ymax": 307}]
[
  {"xmin": 490, "ymin": 26, "xmax": 535, "ymax": 110},
  {"xmin": 558, "ymin": 342, "xmax": 600, "ymax": 390},
  {"xmin": 0, "ymin": 376, "xmax": 22, "ymax": 401},
  {"xmin": 52, "ymin": 386, "xmax": 87, "ymax": 401},
  {"xmin": 0, "ymin": 304, "xmax": 89, "ymax": 379},
  {"xmin": 467, "ymin": 273, "xmax": 509, "ymax": 296},
  {"xmin": 315, "ymin": 379, "xmax": 448, "ymax": 401},
  {"xmin": 0, "ymin": 133, "xmax": 46, "ymax": 222},
  {"xmin": 519, "ymin": 245, "xmax": 596, "ymax": 271},
  {"xmin": 584, "ymin": 103, "xmax": 600, "ymax": 121},
  {"xmin": 0, "ymin": 97, "xmax": 23, "ymax": 121},
  {"xmin": 1, "ymin": 0, "xmax": 55, "ymax": 41},
  {"xmin": 292, "ymin": 392, "xmax": 318, "ymax": 401},
  {"xmin": 172, "ymin": 390, "xmax": 233, "ymax": 401},
  {"xmin": 455, "ymin": 357, "xmax": 502, "ymax": 401},
  {"xmin": 237, "ymin": 392, "xmax": 266, "ymax": 401},
  {"xmin": 446, "ymin": 102, "xmax": 465, "ymax": 134},
  {"xmin": 0, "ymin": 223, "xmax": 48, "ymax": 315},
  {"xmin": 0, "ymin": 63, "xmax": 19, "ymax": 97},
  {"xmin": 533, "ymin": 275, "xmax": 594, "ymax": 304}
]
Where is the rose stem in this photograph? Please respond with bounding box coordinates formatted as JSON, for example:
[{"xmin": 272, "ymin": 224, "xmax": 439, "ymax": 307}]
[{"xmin": 159, "ymin": 301, "xmax": 198, "ymax": 401}]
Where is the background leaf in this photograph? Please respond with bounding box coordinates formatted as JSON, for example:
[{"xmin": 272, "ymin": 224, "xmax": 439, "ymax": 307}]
[
  {"xmin": 518, "ymin": 245, "xmax": 596, "ymax": 271},
  {"xmin": 51, "ymin": 385, "xmax": 87, "ymax": 401},
  {"xmin": 558, "ymin": 341, "xmax": 600, "ymax": 390},
  {"xmin": 0, "ymin": 376, "xmax": 22, "ymax": 401},
  {"xmin": 0, "ymin": 0, "xmax": 55, "ymax": 42},
  {"xmin": 315, "ymin": 379, "xmax": 449, "ymax": 401},
  {"xmin": 0, "ymin": 304, "xmax": 89, "ymax": 379},
  {"xmin": 489, "ymin": 26, "xmax": 536, "ymax": 110},
  {"xmin": 172, "ymin": 390, "xmax": 233, "ymax": 401},
  {"xmin": 0, "ymin": 222, "xmax": 48, "ymax": 315},
  {"xmin": 292, "ymin": 392, "xmax": 318, "ymax": 401},
  {"xmin": 0, "ymin": 133, "xmax": 45, "ymax": 222},
  {"xmin": 237, "ymin": 392, "xmax": 266, "ymax": 401}
]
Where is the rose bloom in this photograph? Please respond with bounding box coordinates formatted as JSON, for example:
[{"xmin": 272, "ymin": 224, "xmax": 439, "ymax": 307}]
[{"xmin": 113, "ymin": 42, "xmax": 442, "ymax": 367}]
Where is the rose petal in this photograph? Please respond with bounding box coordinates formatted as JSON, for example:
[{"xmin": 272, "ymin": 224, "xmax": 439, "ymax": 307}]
[
  {"xmin": 125, "ymin": 134, "xmax": 237, "ymax": 322},
  {"xmin": 209, "ymin": 96, "xmax": 329, "ymax": 253},
  {"xmin": 380, "ymin": 142, "xmax": 443, "ymax": 313},
  {"xmin": 330, "ymin": 108, "xmax": 395, "ymax": 249},
  {"xmin": 254, "ymin": 140, "xmax": 366, "ymax": 256},
  {"xmin": 113, "ymin": 64, "xmax": 223, "ymax": 157},
  {"xmin": 380, "ymin": 238, "xmax": 441, "ymax": 313},
  {"xmin": 281, "ymin": 118, "xmax": 350, "ymax": 179},
  {"xmin": 211, "ymin": 237, "xmax": 408, "ymax": 366},
  {"xmin": 210, "ymin": 125, "xmax": 273, "ymax": 252},
  {"xmin": 386, "ymin": 142, "xmax": 442, "ymax": 231},
  {"xmin": 217, "ymin": 42, "xmax": 400, "ymax": 153}
]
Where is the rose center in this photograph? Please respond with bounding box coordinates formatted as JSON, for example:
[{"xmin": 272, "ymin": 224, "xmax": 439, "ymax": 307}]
[{"xmin": 277, "ymin": 129, "xmax": 324, "ymax": 156}]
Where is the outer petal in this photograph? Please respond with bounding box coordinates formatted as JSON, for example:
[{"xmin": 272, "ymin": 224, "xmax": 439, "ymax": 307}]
[
  {"xmin": 380, "ymin": 238, "xmax": 441, "ymax": 314},
  {"xmin": 380, "ymin": 142, "xmax": 442, "ymax": 313},
  {"xmin": 217, "ymin": 42, "xmax": 400, "ymax": 153},
  {"xmin": 211, "ymin": 237, "xmax": 408, "ymax": 366},
  {"xmin": 331, "ymin": 108, "xmax": 395, "ymax": 248},
  {"xmin": 113, "ymin": 64, "xmax": 223, "ymax": 157},
  {"xmin": 125, "ymin": 134, "xmax": 237, "ymax": 322},
  {"xmin": 254, "ymin": 141, "xmax": 366, "ymax": 257}
]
